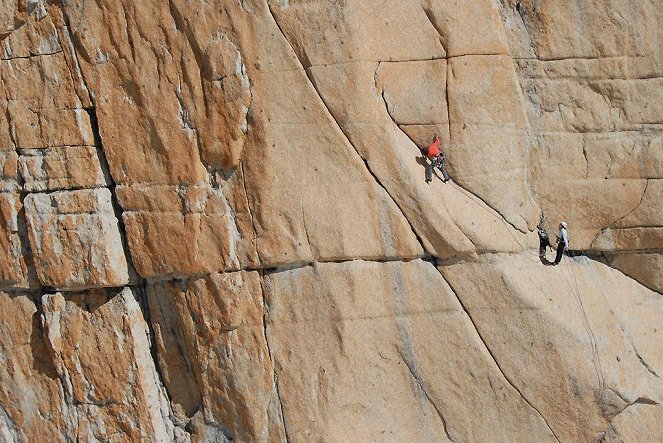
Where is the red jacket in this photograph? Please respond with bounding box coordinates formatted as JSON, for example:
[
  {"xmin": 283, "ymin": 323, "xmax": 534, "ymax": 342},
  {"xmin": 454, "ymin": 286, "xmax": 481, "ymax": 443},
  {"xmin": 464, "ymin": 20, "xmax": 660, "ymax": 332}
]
[{"xmin": 426, "ymin": 139, "xmax": 442, "ymax": 159}]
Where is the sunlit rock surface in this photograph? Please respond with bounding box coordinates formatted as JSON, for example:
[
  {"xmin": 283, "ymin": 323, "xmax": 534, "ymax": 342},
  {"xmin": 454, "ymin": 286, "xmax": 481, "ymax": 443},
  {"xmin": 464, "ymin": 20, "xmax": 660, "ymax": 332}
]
[{"xmin": 1, "ymin": 1, "xmax": 661, "ymax": 441}]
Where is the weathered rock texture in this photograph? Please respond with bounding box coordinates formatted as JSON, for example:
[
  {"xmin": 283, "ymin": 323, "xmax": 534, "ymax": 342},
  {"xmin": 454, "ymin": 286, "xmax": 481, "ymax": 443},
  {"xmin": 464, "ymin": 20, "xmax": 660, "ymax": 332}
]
[{"xmin": 1, "ymin": 0, "xmax": 662, "ymax": 442}]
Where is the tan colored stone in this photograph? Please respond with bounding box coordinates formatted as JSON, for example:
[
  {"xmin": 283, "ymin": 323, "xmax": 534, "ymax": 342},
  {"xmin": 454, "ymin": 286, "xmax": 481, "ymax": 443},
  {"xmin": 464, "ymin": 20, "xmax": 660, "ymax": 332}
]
[
  {"xmin": 264, "ymin": 260, "xmax": 557, "ymax": 442},
  {"xmin": 8, "ymin": 104, "xmax": 94, "ymax": 149},
  {"xmin": 0, "ymin": 1, "xmax": 24, "ymax": 35},
  {"xmin": 0, "ymin": 192, "xmax": 27, "ymax": 287},
  {"xmin": 615, "ymin": 179, "xmax": 663, "ymax": 228},
  {"xmin": 440, "ymin": 254, "xmax": 663, "ymax": 441},
  {"xmin": 0, "ymin": 291, "xmax": 67, "ymax": 442},
  {"xmin": 592, "ymin": 227, "xmax": 663, "ymax": 252},
  {"xmin": 148, "ymin": 271, "xmax": 285, "ymax": 442},
  {"xmin": 535, "ymin": 176, "xmax": 647, "ymax": 248},
  {"xmin": 0, "ymin": 52, "xmax": 83, "ymax": 110},
  {"xmin": 195, "ymin": 34, "xmax": 251, "ymax": 169},
  {"xmin": 19, "ymin": 146, "xmax": 106, "ymax": 191},
  {"xmin": 605, "ymin": 403, "xmax": 663, "ymax": 442},
  {"xmin": 501, "ymin": 0, "xmax": 662, "ymax": 61},
  {"xmin": 447, "ymin": 55, "xmax": 539, "ymax": 232},
  {"xmin": 421, "ymin": 0, "xmax": 510, "ymax": 57},
  {"xmin": 520, "ymin": 76, "xmax": 663, "ymax": 133},
  {"xmin": 120, "ymin": 182, "xmax": 258, "ymax": 278},
  {"xmin": 40, "ymin": 288, "xmax": 185, "ymax": 442},
  {"xmin": 304, "ymin": 61, "xmax": 528, "ymax": 257},
  {"xmin": 0, "ymin": 150, "xmax": 19, "ymax": 191},
  {"xmin": 377, "ymin": 59, "xmax": 448, "ymax": 126},
  {"xmin": 268, "ymin": 0, "xmax": 446, "ymax": 65},
  {"xmin": 238, "ymin": 49, "xmax": 426, "ymax": 265},
  {"xmin": 1, "ymin": 0, "xmax": 662, "ymax": 441},
  {"xmin": 0, "ymin": 100, "xmax": 14, "ymax": 151},
  {"xmin": 55, "ymin": 0, "xmax": 251, "ymax": 185},
  {"xmin": 0, "ymin": 8, "xmax": 60, "ymax": 59},
  {"xmin": 24, "ymin": 188, "xmax": 129, "ymax": 289},
  {"xmin": 607, "ymin": 253, "xmax": 663, "ymax": 294}
]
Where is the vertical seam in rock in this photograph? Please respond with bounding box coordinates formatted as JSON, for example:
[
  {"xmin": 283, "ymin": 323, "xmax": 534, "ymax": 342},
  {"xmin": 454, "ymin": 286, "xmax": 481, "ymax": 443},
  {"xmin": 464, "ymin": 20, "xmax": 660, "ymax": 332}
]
[
  {"xmin": 84, "ymin": 107, "xmax": 139, "ymax": 281},
  {"xmin": 396, "ymin": 348, "xmax": 455, "ymax": 442},
  {"xmin": 581, "ymin": 141, "xmax": 590, "ymax": 178},
  {"xmin": 258, "ymin": 271, "xmax": 290, "ymax": 442},
  {"xmin": 266, "ymin": 4, "xmax": 428, "ymax": 255},
  {"xmin": 436, "ymin": 267, "xmax": 562, "ymax": 443},
  {"xmin": 445, "ymin": 59, "xmax": 452, "ymax": 144},
  {"xmin": 5, "ymin": 85, "xmax": 39, "ymax": 288},
  {"xmin": 239, "ymin": 161, "xmax": 262, "ymax": 264},
  {"xmin": 57, "ymin": 7, "xmax": 93, "ymax": 104},
  {"xmin": 135, "ymin": 283, "xmax": 191, "ymax": 439}
]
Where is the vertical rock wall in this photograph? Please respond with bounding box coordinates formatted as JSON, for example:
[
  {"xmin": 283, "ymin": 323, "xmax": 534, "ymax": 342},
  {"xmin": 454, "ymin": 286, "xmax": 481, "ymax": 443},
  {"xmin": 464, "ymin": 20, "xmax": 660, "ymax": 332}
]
[{"xmin": 1, "ymin": 0, "xmax": 662, "ymax": 442}]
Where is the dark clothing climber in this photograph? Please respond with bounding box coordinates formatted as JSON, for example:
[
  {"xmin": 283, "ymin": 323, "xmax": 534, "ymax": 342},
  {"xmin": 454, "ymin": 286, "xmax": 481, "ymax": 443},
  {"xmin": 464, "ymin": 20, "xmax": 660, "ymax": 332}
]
[
  {"xmin": 423, "ymin": 135, "xmax": 450, "ymax": 183},
  {"xmin": 553, "ymin": 222, "xmax": 569, "ymax": 265}
]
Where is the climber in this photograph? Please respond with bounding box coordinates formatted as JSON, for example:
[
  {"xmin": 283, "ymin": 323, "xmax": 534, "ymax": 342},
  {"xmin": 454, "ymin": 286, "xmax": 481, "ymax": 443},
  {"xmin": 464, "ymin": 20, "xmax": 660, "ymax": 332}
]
[
  {"xmin": 553, "ymin": 221, "xmax": 569, "ymax": 265},
  {"xmin": 537, "ymin": 218, "xmax": 552, "ymax": 258},
  {"xmin": 423, "ymin": 134, "xmax": 450, "ymax": 183}
]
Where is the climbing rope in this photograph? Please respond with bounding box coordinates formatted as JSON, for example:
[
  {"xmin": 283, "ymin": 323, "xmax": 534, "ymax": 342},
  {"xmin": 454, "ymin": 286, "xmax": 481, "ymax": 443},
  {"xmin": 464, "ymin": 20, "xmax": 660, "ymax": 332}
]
[{"xmin": 561, "ymin": 258, "xmax": 606, "ymax": 390}]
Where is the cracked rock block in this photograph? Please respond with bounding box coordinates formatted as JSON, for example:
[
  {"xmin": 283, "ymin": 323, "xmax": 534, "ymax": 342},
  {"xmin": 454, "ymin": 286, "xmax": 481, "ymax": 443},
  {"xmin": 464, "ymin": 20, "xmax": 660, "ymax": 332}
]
[
  {"xmin": 266, "ymin": 4, "xmax": 531, "ymax": 257},
  {"xmin": 421, "ymin": 0, "xmax": 510, "ymax": 57},
  {"xmin": 440, "ymin": 254, "xmax": 663, "ymax": 442},
  {"xmin": 613, "ymin": 179, "xmax": 663, "ymax": 232},
  {"xmin": 19, "ymin": 146, "xmax": 107, "ymax": 192},
  {"xmin": 7, "ymin": 104, "xmax": 94, "ymax": 149},
  {"xmin": 0, "ymin": 101, "xmax": 14, "ymax": 150},
  {"xmin": 605, "ymin": 402, "xmax": 663, "ymax": 442},
  {"xmin": 607, "ymin": 253, "xmax": 663, "ymax": 294},
  {"xmin": 0, "ymin": 0, "xmax": 23, "ymax": 34},
  {"xmin": 0, "ymin": 192, "xmax": 27, "ymax": 287},
  {"xmin": 447, "ymin": 55, "xmax": 539, "ymax": 232},
  {"xmin": 264, "ymin": 260, "xmax": 557, "ymax": 441},
  {"xmin": 197, "ymin": 34, "xmax": 251, "ymax": 169},
  {"xmin": 502, "ymin": 0, "xmax": 660, "ymax": 60},
  {"xmin": 520, "ymin": 73, "xmax": 663, "ymax": 134},
  {"xmin": 268, "ymin": 0, "xmax": 447, "ymax": 66},
  {"xmin": 529, "ymin": 133, "xmax": 650, "ymax": 246},
  {"xmin": 303, "ymin": 60, "xmax": 529, "ymax": 257},
  {"xmin": 0, "ymin": 52, "xmax": 83, "ymax": 110},
  {"xmin": 54, "ymin": 0, "xmax": 251, "ymax": 185},
  {"xmin": 147, "ymin": 271, "xmax": 285, "ymax": 442},
  {"xmin": 377, "ymin": 59, "xmax": 449, "ymax": 145},
  {"xmin": 24, "ymin": 188, "xmax": 129, "ymax": 289},
  {"xmin": 512, "ymin": 46, "xmax": 663, "ymax": 248},
  {"xmin": 0, "ymin": 4, "xmax": 60, "ymax": 59},
  {"xmin": 40, "ymin": 288, "xmax": 185, "ymax": 442},
  {"xmin": 0, "ymin": 150, "xmax": 19, "ymax": 191},
  {"xmin": 0, "ymin": 291, "xmax": 67, "ymax": 442},
  {"xmin": 238, "ymin": 24, "xmax": 426, "ymax": 263},
  {"xmin": 119, "ymin": 183, "xmax": 258, "ymax": 278},
  {"xmin": 592, "ymin": 227, "xmax": 663, "ymax": 252}
]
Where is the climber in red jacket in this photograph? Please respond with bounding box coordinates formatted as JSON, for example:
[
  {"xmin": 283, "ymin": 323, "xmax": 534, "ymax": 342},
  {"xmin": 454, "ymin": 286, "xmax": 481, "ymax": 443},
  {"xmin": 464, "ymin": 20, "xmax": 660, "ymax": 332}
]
[{"xmin": 423, "ymin": 135, "xmax": 450, "ymax": 183}]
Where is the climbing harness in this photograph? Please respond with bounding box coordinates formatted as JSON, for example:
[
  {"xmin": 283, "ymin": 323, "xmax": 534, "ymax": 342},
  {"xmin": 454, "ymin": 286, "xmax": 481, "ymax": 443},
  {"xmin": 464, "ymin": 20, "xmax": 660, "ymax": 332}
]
[{"xmin": 537, "ymin": 212, "xmax": 555, "ymax": 262}]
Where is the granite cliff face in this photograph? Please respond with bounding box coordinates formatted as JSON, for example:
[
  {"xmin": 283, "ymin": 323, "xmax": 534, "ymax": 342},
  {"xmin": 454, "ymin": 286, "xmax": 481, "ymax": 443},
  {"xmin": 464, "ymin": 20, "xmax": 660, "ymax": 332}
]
[{"xmin": 1, "ymin": 1, "xmax": 662, "ymax": 442}]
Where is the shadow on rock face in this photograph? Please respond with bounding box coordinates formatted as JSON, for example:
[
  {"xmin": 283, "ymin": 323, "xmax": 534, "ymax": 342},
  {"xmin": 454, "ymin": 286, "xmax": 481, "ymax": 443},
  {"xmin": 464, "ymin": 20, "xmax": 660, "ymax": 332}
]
[
  {"xmin": 30, "ymin": 309, "xmax": 59, "ymax": 380},
  {"xmin": 539, "ymin": 247, "xmax": 555, "ymax": 266}
]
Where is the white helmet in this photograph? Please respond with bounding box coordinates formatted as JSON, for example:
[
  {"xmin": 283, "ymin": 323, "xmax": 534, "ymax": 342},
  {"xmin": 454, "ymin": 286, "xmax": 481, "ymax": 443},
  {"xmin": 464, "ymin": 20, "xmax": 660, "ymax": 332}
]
[{"xmin": 560, "ymin": 221, "xmax": 567, "ymax": 228}]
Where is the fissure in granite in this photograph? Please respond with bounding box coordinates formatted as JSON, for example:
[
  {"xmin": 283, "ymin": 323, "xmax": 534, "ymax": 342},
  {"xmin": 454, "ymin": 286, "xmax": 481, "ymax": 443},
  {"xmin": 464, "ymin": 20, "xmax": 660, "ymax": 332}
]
[{"xmin": 1, "ymin": 0, "xmax": 663, "ymax": 441}]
